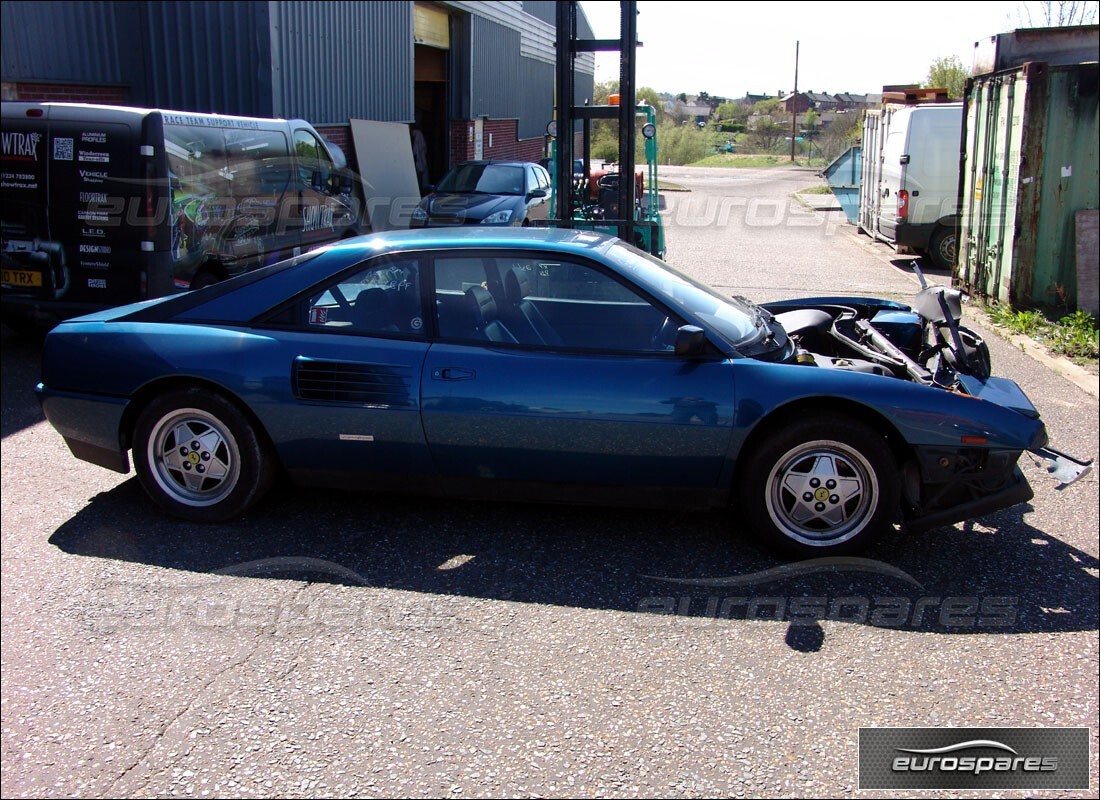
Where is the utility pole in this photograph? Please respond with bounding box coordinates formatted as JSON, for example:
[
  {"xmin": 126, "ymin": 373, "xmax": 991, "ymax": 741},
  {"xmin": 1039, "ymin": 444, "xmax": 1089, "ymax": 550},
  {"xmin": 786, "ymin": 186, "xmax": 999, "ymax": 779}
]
[{"xmin": 790, "ymin": 40, "xmax": 799, "ymax": 161}]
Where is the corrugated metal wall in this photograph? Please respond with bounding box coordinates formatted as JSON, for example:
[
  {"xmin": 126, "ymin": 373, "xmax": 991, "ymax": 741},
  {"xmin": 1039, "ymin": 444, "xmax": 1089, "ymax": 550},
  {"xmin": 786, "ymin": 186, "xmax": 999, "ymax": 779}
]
[
  {"xmin": 2, "ymin": 0, "xmax": 587, "ymax": 136},
  {"xmin": 269, "ymin": 0, "xmax": 413, "ymax": 125},
  {"xmin": 1, "ymin": 0, "xmax": 134, "ymax": 87},
  {"xmin": 468, "ymin": 13, "xmax": 593, "ymax": 141},
  {"xmin": 470, "ymin": 15, "xmax": 554, "ymax": 140},
  {"xmin": 521, "ymin": 1, "xmax": 595, "ymax": 38},
  {"xmin": 139, "ymin": 1, "xmax": 273, "ymax": 116}
]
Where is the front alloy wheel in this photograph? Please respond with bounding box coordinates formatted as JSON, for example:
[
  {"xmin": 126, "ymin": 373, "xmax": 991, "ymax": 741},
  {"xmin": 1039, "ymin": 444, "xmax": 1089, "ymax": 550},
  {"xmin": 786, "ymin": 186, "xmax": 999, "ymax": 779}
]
[
  {"xmin": 765, "ymin": 440, "xmax": 877, "ymax": 546},
  {"xmin": 740, "ymin": 415, "xmax": 899, "ymax": 556}
]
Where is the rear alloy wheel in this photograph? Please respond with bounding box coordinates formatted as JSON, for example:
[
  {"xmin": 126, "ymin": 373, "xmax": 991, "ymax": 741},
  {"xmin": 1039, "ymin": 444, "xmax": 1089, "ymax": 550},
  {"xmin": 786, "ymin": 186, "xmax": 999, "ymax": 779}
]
[
  {"xmin": 740, "ymin": 415, "xmax": 899, "ymax": 556},
  {"xmin": 133, "ymin": 388, "xmax": 275, "ymax": 522}
]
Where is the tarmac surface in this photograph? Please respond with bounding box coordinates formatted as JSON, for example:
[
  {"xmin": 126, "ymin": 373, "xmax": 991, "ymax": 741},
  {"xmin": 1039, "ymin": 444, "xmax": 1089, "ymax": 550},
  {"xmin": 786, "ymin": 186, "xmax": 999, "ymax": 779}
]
[{"xmin": 2, "ymin": 164, "xmax": 1096, "ymax": 798}]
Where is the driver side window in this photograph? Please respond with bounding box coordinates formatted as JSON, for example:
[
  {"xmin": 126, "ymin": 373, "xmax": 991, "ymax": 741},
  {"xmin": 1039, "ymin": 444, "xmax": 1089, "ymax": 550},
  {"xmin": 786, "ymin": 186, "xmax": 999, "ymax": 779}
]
[{"xmin": 495, "ymin": 257, "xmax": 673, "ymax": 352}]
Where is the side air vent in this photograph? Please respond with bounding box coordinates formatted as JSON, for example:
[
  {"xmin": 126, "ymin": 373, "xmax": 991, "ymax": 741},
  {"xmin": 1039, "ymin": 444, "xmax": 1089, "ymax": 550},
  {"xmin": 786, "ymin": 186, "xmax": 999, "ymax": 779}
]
[{"xmin": 293, "ymin": 358, "xmax": 413, "ymax": 407}]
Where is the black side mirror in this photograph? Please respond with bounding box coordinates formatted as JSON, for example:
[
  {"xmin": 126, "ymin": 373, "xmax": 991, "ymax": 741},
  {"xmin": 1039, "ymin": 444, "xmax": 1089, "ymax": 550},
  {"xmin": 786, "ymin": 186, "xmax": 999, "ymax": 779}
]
[
  {"xmin": 529, "ymin": 188, "xmax": 548, "ymax": 199},
  {"xmin": 675, "ymin": 325, "xmax": 709, "ymax": 357}
]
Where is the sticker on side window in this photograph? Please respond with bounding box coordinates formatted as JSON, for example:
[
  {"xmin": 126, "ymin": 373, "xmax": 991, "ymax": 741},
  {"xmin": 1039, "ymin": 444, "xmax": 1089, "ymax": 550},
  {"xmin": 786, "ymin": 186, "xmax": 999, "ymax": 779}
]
[{"xmin": 309, "ymin": 307, "xmax": 329, "ymax": 325}]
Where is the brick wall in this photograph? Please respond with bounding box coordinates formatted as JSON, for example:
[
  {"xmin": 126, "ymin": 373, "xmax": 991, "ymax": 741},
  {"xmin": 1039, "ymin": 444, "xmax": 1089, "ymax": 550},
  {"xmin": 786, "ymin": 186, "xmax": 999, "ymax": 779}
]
[
  {"xmin": 2, "ymin": 82, "xmax": 127, "ymax": 104},
  {"xmin": 315, "ymin": 125, "xmax": 351, "ymax": 153},
  {"xmin": 450, "ymin": 118, "xmax": 545, "ymax": 166}
]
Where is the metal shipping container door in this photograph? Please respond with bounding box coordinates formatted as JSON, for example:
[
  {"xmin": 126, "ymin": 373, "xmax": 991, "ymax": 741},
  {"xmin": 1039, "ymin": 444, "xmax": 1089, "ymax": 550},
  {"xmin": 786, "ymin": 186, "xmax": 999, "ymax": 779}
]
[
  {"xmin": 958, "ymin": 72, "xmax": 1025, "ymax": 304},
  {"xmin": 958, "ymin": 61, "xmax": 1097, "ymax": 309},
  {"xmin": 858, "ymin": 109, "xmax": 882, "ymax": 236}
]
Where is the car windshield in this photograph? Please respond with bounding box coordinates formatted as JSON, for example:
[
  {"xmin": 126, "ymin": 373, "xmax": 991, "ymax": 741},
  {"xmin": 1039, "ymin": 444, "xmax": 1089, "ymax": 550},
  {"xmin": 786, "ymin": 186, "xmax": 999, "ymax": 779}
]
[
  {"xmin": 606, "ymin": 242, "xmax": 758, "ymax": 346},
  {"xmin": 437, "ymin": 164, "xmax": 525, "ymax": 195}
]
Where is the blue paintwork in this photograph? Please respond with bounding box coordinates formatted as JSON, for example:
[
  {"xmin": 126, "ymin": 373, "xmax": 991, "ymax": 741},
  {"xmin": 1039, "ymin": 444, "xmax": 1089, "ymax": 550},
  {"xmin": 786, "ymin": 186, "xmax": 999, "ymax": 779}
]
[{"xmin": 36, "ymin": 228, "xmax": 1048, "ymax": 521}]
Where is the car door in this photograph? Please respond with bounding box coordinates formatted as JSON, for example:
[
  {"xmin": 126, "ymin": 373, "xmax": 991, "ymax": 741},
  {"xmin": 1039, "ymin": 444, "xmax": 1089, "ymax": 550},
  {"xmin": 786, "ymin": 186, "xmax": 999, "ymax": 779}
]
[
  {"xmin": 292, "ymin": 128, "xmax": 356, "ymax": 251},
  {"xmin": 256, "ymin": 253, "xmax": 436, "ymax": 487},
  {"xmin": 421, "ymin": 251, "xmax": 736, "ymax": 493},
  {"xmin": 524, "ymin": 165, "xmax": 551, "ymax": 223}
]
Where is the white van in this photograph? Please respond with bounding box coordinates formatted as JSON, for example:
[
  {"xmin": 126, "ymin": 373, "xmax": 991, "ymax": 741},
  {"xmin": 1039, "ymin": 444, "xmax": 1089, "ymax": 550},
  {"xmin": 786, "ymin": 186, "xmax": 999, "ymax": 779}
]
[{"xmin": 860, "ymin": 103, "xmax": 963, "ymax": 270}]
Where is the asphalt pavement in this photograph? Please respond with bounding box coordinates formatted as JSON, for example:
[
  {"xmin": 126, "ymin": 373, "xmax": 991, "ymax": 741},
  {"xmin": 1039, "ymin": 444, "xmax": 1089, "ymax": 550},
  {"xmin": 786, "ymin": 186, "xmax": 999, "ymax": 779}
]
[{"xmin": 1, "ymin": 165, "xmax": 1096, "ymax": 798}]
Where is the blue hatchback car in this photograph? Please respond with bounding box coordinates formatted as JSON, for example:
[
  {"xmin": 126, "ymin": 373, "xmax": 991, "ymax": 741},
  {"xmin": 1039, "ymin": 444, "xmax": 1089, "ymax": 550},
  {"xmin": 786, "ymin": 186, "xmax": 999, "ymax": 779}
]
[{"xmin": 36, "ymin": 228, "xmax": 1088, "ymax": 555}]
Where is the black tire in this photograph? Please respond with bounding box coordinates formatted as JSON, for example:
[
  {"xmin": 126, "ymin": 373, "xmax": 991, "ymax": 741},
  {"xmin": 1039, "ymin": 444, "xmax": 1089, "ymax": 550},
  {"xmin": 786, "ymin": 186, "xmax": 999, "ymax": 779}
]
[
  {"xmin": 132, "ymin": 388, "xmax": 276, "ymax": 522},
  {"xmin": 927, "ymin": 225, "xmax": 957, "ymax": 271},
  {"xmin": 738, "ymin": 415, "xmax": 899, "ymax": 557}
]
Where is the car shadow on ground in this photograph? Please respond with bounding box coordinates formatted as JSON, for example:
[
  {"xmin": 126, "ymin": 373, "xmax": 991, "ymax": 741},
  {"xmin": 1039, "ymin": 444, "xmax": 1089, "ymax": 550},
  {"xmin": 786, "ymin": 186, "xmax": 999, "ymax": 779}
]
[
  {"xmin": 0, "ymin": 325, "xmax": 47, "ymax": 439},
  {"xmin": 49, "ymin": 478, "xmax": 1098, "ymax": 649}
]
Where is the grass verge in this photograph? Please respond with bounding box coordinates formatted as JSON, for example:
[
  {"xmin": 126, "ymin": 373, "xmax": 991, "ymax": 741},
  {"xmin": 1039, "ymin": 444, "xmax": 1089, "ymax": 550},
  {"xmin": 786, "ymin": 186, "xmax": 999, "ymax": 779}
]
[{"xmin": 982, "ymin": 303, "xmax": 1099, "ymax": 364}]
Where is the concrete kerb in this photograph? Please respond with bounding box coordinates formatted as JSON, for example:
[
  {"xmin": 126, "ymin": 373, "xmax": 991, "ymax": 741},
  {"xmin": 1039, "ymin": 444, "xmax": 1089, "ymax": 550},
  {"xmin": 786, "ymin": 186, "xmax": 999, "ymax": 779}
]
[{"xmin": 829, "ymin": 218, "xmax": 1100, "ymax": 401}]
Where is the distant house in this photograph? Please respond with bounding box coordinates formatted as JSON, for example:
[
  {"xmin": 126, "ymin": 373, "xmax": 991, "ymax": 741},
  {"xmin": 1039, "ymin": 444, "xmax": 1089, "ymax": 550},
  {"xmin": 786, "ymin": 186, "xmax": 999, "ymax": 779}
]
[
  {"xmin": 806, "ymin": 91, "xmax": 837, "ymax": 112},
  {"xmin": 781, "ymin": 91, "xmax": 838, "ymax": 113},
  {"xmin": 780, "ymin": 92, "xmax": 813, "ymax": 114},
  {"xmin": 737, "ymin": 93, "xmax": 777, "ymax": 107},
  {"xmin": 833, "ymin": 93, "xmax": 872, "ymax": 111},
  {"xmin": 665, "ymin": 100, "xmax": 713, "ymax": 125}
]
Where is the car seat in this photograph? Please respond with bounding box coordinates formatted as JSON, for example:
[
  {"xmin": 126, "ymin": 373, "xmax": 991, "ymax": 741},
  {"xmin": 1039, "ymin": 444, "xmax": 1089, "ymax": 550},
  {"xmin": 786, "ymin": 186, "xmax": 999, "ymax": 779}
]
[{"xmin": 503, "ymin": 267, "xmax": 564, "ymax": 346}]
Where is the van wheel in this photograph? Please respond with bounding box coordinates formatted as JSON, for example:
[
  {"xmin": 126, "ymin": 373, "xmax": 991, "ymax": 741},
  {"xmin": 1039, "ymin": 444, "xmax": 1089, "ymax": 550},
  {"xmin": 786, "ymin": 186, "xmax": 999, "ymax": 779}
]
[{"xmin": 928, "ymin": 226, "xmax": 957, "ymax": 271}]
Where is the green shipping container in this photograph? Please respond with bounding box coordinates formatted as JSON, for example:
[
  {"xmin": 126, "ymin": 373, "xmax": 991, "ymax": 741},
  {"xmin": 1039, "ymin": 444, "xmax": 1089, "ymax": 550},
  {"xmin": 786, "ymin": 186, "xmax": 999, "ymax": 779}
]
[{"xmin": 955, "ymin": 61, "xmax": 1099, "ymax": 310}]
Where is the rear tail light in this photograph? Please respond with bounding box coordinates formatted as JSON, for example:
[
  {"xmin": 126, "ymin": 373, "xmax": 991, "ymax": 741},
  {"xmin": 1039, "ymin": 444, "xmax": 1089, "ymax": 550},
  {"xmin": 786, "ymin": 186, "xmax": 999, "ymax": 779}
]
[{"xmin": 897, "ymin": 189, "xmax": 909, "ymax": 223}]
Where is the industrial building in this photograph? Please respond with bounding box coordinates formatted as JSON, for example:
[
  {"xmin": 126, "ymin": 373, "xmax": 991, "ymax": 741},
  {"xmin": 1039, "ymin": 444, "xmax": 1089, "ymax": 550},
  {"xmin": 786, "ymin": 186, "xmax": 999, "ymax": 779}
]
[{"xmin": 1, "ymin": 0, "xmax": 596, "ymax": 184}]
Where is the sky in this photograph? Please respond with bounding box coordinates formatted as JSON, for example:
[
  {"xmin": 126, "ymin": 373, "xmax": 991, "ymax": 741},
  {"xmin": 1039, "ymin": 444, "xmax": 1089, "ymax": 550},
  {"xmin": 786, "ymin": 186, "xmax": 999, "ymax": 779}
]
[{"xmin": 577, "ymin": 1, "xmax": 1088, "ymax": 99}]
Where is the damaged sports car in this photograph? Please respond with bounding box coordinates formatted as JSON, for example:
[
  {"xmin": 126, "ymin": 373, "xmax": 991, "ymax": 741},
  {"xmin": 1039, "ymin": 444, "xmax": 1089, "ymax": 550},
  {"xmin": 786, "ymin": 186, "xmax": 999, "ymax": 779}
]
[{"xmin": 37, "ymin": 228, "xmax": 1091, "ymax": 555}]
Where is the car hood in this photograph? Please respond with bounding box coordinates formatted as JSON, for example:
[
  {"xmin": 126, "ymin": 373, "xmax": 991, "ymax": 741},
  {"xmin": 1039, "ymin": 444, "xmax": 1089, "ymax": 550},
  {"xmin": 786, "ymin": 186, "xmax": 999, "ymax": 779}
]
[{"xmin": 423, "ymin": 193, "xmax": 518, "ymax": 221}]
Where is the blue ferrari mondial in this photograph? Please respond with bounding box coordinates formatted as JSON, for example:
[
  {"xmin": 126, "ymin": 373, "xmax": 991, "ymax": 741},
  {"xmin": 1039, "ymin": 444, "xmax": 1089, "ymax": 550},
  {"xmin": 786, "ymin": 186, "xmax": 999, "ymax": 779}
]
[{"xmin": 36, "ymin": 228, "xmax": 1089, "ymax": 556}]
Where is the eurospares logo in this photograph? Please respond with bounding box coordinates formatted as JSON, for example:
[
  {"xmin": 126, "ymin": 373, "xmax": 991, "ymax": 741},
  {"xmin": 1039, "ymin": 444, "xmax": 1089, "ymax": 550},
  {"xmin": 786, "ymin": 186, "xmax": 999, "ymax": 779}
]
[{"xmin": 859, "ymin": 728, "xmax": 1090, "ymax": 790}]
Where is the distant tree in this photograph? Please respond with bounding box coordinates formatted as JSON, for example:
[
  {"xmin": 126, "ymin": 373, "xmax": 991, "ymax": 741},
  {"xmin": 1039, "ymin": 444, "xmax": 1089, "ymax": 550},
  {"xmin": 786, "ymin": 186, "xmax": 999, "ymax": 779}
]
[
  {"xmin": 820, "ymin": 110, "xmax": 863, "ymax": 162},
  {"xmin": 802, "ymin": 109, "xmax": 820, "ymax": 132},
  {"xmin": 636, "ymin": 86, "xmax": 666, "ymax": 121},
  {"xmin": 716, "ymin": 101, "xmax": 736, "ymax": 120},
  {"xmin": 676, "ymin": 92, "xmax": 688, "ymax": 103},
  {"xmin": 925, "ymin": 55, "xmax": 969, "ymax": 99},
  {"xmin": 1015, "ymin": 0, "xmax": 1099, "ymax": 26},
  {"xmin": 594, "ymin": 80, "xmax": 618, "ymax": 105},
  {"xmin": 752, "ymin": 98, "xmax": 782, "ymax": 116},
  {"xmin": 748, "ymin": 119, "xmax": 785, "ymax": 152}
]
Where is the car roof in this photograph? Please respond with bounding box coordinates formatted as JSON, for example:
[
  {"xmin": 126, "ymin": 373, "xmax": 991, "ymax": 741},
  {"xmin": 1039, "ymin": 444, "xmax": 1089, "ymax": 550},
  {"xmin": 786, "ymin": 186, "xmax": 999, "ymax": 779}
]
[
  {"xmin": 454, "ymin": 160, "xmax": 539, "ymax": 168},
  {"xmin": 125, "ymin": 228, "xmax": 624, "ymax": 325},
  {"xmin": 325, "ymin": 227, "xmax": 616, "ymax": 260}
]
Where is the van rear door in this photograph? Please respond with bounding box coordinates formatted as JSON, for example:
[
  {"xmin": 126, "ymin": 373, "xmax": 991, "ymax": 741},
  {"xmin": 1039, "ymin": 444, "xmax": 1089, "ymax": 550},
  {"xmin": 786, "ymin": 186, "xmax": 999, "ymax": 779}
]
[
  {"xmin": 1, "ymin": 104, "xmax": 52, "ymax": 299},
  {"xmin": 877, "ymin": 107, "xmax": 911, "ymax": 241},
  {"xmin": 1, "ymin": 104, "xmax": 145, "ymax": 310},
  {"xmin": 47, "ymin": 106, "xmax": 145, "ymax": 308}
]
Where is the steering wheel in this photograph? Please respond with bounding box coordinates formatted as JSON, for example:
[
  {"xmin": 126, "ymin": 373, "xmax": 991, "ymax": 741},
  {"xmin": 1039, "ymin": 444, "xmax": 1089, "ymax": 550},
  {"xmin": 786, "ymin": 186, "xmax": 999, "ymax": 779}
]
[{"xmin": 650, "ymin": 316, "xmax": 678, "ymax": 350}]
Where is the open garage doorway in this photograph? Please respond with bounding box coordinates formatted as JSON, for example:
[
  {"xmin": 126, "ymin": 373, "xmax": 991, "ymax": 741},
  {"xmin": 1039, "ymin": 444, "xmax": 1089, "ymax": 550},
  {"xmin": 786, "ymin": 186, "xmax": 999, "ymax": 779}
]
[{"xmin": 413, "ymin": 3, "xmax": 451, "ymax": 191}]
